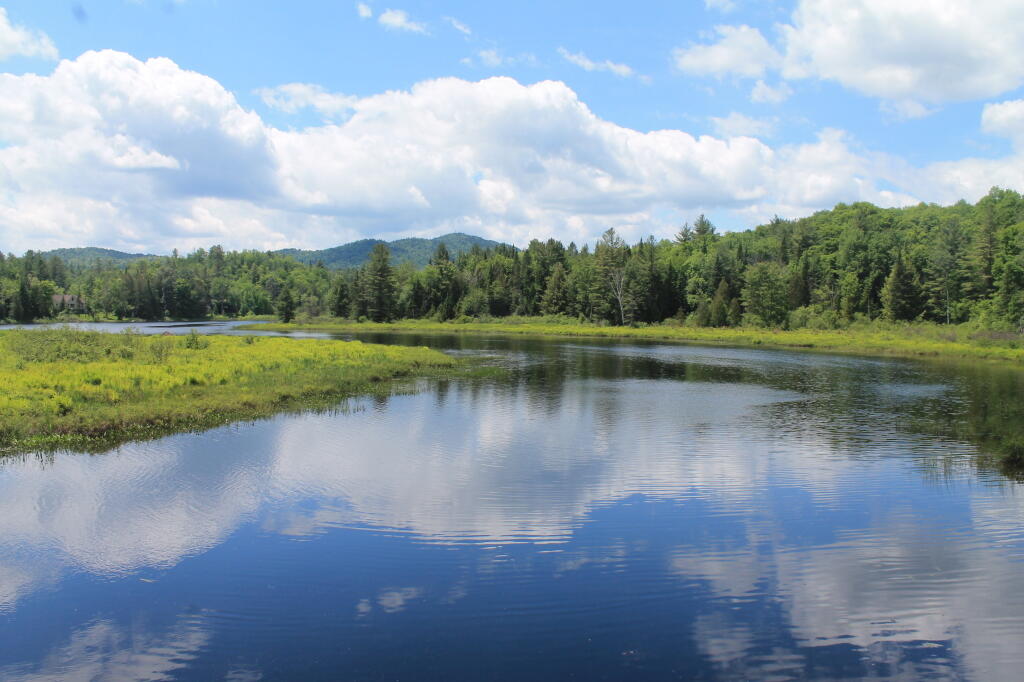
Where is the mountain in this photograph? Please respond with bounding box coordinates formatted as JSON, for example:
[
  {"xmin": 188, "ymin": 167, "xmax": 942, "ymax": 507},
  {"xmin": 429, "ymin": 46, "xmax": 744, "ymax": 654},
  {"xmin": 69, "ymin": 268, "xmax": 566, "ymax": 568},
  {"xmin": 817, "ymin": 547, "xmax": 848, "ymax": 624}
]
[
  {"xmin": 276, "ymin": 232, "xmax": 503, "ymax": 269},
  {"xmin": 39, "ymin": 247, "xmax": 156, "ymax": 268},
  {"xmin": 36, "ymin": 233, "xmax": 503, "ymax": 270}
]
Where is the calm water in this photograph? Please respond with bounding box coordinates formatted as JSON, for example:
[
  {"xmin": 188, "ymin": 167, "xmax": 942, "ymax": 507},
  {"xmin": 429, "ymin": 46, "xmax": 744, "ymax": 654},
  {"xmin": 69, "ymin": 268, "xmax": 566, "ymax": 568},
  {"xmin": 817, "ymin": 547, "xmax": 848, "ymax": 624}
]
[{"xmin": 1, "ymin": 327, "xmax": 1023, "ymax": 680}]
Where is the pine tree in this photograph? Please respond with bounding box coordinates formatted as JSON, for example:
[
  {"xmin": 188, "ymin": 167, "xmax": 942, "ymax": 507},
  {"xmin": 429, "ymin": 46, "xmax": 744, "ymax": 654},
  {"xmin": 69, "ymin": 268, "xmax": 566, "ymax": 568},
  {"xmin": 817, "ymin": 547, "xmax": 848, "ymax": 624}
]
[{"xmin": 276, "ymin": 287, "xmax": 296, "ymax": 323}]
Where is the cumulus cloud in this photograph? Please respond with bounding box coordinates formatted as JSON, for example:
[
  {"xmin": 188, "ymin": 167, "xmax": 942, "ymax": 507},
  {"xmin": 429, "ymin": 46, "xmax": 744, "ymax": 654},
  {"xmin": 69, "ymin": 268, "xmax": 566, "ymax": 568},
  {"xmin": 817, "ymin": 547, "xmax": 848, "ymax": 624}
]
[
  {"xmin": 0, "ymin": 49, "xmax": 1020, "ymax": 254},
  {"xmin": 780, "ymin": 0, "xmax": 1024, "ymax": 104},
  {"xmin": 378, "ymin": 8, "xmax": 427, "ymax": 34},
  {"xmin": 255, "ymin": 82, "xmax": 357, "ymax": 120},
  {"xmin": 679, "ymin": 1, "xmax": 1024, "ymax": 110},
  {"xmin": 0, "ymin": 7, "xmax": 58, "ymax": 61},
  {"xmin": 356, "ymin": 3, "xmax": 372, "ymax": 19},
  {"xmin": 982, "ymin": 99, "xmax": 1024, "ymax": 148},
  {"xmin": 557, "ymin": 47, "xmax": 645, "ymax": 81},
  {"xmin": 674, "ymin": 24, "xmax": 780, "ymax": 78}
]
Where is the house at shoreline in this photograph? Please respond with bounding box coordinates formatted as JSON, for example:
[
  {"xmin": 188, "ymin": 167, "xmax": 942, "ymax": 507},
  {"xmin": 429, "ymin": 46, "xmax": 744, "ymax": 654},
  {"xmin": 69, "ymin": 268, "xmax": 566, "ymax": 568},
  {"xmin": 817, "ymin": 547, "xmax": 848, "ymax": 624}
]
[{"xmin": 52, "ymin": 294, "xmax": 87, "ymax": 313}]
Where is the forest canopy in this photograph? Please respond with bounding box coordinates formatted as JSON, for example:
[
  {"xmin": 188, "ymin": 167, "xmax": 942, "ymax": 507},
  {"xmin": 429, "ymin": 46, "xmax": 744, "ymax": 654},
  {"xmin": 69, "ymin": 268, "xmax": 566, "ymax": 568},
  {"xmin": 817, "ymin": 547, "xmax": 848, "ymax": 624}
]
[{"xmin": 3, "ymin": 188, "xmax": 1023, "ymax": 331}]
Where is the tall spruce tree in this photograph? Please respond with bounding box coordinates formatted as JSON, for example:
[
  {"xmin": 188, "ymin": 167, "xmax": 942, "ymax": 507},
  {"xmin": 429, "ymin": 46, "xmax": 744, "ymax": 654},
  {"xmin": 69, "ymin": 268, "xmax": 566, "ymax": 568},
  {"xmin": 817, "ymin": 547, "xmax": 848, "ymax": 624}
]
[{"xmin": 364, "ymin": 243, "xmax": 396, "ymax": 322}]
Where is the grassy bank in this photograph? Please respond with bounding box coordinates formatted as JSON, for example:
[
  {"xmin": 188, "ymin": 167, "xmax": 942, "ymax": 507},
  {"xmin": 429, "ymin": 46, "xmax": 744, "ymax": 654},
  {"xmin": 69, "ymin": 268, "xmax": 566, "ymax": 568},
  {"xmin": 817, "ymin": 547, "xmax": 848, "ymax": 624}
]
[
  {"xmin": 243, "ymin": 317, "xmax": 1024, "ymax": 365},
  {"xmin": 0, "ymin": 328, "xmax": 456, "ymax": 454}
]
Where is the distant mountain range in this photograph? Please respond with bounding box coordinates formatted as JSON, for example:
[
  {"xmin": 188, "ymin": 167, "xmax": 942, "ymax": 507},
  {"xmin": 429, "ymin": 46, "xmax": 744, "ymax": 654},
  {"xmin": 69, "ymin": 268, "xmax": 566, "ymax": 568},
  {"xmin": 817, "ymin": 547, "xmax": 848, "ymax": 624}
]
[
  {"xmin": 276, "ymin": 233, "xmax": 502, "ymax": 269},
  {"xmin": 40, "ymin": 233, "xmax": 503, "ymax": 270}
]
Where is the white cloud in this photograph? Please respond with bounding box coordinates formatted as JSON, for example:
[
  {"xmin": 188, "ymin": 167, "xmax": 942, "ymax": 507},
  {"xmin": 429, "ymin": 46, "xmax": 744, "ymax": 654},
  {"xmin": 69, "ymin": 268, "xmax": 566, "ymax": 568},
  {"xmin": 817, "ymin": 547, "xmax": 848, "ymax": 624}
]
[
  {"xmin": 673, "ymin": 25, "xmax": 780, "ymax": 78},
  {"xmin": 0, "ymin": 49, "xmax": 1021, "ymax": 254},
  {"xmin": 255, "ymin": 82, "xmax": 357, "ymax": 120},
  {"xmin": 0, "ymin": 7, "xmax": 58, "ymax": 61},
  {"xmin": 444, "ymin": 16, "xmax": 471, "ymax": 35},
  {"xmin": 558, "ymin": 47, "xmax": 642, "ymax": 80},
  {"xmin": 477, "ymin": 49, "xmax": 504, "ymax": 68},
  {"xmin": 749, "ymin": 79, "xmax": 792, "ymax": 104},
  {"xmin": 683, "ymin": 1, "xmax": 1024, "ymax": 109},
  {"xmin": 710, "ymin": 112, "xmax": 776, "ymax": 138},
  {"xmin": 780, "ymin": 0, "xmax": 1024, "ymax": 104},
  {"xmin": 378, "ymin": 8, "xmax": 427, "ymax": 34},
  {"xmin": 879, "ymin": 98, "xmax": 935, "ymax": 121},
  {"xmin": 356, "ymin": 3, "xmax": 372, "ymax": 19},
  {"xmin": 981, "ymin": 99, "xmax": 1024, "ymax": 148},
  {"xmin": 463, "ymin": 49, "xmax": 537, "ymax": 69}
]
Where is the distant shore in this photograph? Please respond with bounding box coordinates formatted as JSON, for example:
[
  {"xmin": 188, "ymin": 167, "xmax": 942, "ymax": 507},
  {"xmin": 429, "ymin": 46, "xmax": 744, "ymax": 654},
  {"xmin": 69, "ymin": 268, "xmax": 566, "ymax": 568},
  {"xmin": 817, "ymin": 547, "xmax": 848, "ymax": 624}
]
[{"xmin": 241, "ymin": 317, "xmax": 1024, "ymax": 366}]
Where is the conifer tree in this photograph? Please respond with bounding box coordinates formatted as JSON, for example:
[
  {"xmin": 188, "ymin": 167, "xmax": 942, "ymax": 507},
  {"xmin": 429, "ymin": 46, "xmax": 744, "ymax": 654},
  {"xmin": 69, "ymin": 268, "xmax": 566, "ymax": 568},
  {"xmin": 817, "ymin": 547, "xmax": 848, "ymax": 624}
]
[{"xmin": 881, "ymin": 257, "xmax": 921, "ymax": 322}]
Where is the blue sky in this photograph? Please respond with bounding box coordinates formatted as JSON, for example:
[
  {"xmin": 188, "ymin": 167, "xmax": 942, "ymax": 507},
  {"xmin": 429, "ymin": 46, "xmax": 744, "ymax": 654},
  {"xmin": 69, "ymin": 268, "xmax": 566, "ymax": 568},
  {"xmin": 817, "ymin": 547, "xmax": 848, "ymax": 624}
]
[{"xmin": 1, "ymin": 1, "xmax": 1023, "ymax": 254}]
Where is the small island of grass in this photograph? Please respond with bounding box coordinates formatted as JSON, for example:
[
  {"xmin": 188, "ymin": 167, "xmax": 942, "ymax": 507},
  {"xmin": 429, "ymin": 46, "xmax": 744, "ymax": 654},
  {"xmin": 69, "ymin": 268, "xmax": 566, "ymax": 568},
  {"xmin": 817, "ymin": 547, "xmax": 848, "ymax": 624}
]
[{"xmin": 0, "ymin": 328, "xmax": 457, "ymax": 454}]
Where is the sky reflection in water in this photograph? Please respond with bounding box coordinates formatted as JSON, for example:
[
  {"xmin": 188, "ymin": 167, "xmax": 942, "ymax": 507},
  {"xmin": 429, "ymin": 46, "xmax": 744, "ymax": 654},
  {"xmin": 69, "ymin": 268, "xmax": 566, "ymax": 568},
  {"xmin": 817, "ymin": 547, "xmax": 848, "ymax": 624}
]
[{"xmin": 1, "ymin": 334, "xmax": 1023, "ymax": 680}]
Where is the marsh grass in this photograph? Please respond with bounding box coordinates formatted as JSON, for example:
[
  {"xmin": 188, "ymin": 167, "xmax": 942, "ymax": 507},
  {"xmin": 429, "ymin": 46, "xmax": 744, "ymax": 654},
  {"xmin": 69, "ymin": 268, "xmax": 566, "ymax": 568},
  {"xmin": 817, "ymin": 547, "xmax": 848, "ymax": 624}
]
[
  {"xmin": 244, "ymin": 317, "xmax": 1024, "ymax": 365},
  {"xmin": 0, "ymin": 328, "xmax": 457, "ymax": 454}
]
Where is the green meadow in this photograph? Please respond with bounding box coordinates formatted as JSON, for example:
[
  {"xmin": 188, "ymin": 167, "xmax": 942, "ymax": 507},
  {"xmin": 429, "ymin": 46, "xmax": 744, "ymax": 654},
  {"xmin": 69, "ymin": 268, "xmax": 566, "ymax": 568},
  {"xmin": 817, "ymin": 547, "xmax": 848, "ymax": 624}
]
[{"xmin": 0, "ymin": 328, "xmax": 456, "ymax": 454}]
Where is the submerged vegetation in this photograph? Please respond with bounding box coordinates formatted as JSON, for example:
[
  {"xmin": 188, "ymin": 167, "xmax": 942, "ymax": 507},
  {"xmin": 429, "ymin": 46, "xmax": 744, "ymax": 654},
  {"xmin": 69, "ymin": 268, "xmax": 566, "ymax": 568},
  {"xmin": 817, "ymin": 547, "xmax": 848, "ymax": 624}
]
[{"xmin": 0, "ymin": 328, "xmax": 456, "ymax": 454}]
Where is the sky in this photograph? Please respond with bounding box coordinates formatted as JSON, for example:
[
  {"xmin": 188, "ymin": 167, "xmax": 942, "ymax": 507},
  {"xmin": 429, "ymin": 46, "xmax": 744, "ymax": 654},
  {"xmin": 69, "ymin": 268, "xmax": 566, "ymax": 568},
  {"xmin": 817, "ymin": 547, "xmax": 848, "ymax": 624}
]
[{"xmin": 0, "ymin": 1, "xmax": 1023, "ymax": 255}]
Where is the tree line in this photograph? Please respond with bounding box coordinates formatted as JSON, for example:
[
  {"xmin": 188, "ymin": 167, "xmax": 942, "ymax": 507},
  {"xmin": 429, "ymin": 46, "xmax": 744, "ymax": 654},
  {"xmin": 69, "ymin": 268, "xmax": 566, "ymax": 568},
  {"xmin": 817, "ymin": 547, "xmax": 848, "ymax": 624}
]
[{"xmin": 2, "ymin": 187, "xmax": 1023, "ymax": 330}]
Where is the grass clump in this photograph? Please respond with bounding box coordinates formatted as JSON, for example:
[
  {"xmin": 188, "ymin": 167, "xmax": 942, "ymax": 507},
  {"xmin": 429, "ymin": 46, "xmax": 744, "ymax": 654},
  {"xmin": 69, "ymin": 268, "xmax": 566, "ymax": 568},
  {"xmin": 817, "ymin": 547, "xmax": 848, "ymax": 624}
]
[{"xmin": 0, "ymin": 328, "xmax": 456, "ymax": 454}]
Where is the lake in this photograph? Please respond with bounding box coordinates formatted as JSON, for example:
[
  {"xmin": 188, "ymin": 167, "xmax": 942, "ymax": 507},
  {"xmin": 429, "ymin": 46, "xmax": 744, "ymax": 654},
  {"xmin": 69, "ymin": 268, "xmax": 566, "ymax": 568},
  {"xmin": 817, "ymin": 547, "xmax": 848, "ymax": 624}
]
[{"xmin": 1, "ymin": 326, "xmax": 1023, "ymax": 680}]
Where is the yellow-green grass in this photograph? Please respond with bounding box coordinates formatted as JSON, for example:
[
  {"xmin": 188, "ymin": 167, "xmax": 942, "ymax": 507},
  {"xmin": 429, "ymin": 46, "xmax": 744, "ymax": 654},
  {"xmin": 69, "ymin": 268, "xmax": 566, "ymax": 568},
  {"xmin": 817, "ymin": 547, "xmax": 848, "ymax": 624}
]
[
  {"xmin": 243, "ymin": 317, "xmax": 1024, "ymax": 365},
  {"xmin": 0, "ymin": 328, "xmax": 456, "ymax": 454}
]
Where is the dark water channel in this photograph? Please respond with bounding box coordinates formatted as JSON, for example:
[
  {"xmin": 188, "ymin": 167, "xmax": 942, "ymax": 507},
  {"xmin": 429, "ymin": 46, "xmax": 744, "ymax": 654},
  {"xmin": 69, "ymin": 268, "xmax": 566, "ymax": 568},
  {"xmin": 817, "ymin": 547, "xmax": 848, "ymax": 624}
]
[{"xmin": 1, "ymin": 323, "xmax": 1023, "ymax": 680}]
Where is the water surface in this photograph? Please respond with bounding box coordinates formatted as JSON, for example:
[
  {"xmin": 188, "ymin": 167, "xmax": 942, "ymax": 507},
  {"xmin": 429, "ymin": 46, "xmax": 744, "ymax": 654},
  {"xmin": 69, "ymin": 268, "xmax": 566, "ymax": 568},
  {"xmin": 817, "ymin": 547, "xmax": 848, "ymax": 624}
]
[{"xmin": 1, "ymin": 330, "xmax": 1022, "ymax": 680}]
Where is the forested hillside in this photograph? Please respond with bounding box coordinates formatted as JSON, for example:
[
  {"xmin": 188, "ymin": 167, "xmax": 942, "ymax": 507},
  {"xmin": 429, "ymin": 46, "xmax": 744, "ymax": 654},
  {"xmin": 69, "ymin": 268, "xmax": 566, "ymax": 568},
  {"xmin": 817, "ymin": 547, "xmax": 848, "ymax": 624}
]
[
  {"xmin": 38, "ymin": 247, "xmax": 155, "ymax": 269},
  {"xmin": 3, "ymin": 187, "xmax": 1023, "ymax": 330},
  {"xmin": 276, "ymin": 232, "xmax": 500, "ymax": 269}
]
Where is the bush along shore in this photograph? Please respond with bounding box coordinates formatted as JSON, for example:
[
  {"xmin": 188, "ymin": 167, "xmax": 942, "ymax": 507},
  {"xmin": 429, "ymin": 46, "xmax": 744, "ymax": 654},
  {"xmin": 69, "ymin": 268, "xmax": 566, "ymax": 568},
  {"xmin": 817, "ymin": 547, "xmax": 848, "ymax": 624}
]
[
  {"xmin": 242, "ymin": 317, "xmax": 1024, "ymax": 365},
  {"xmin": 0, "ymin": 328, "xmax": 457, "ymax": 454}
]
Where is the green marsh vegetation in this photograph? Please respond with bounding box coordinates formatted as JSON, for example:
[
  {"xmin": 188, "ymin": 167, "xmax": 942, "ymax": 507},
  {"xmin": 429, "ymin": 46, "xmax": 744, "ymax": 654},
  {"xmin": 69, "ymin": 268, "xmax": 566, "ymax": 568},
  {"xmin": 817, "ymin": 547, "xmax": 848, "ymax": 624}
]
[
  {"xmin": 0, "ymin": 328, "xmax": 456, "ymax": 454},
  {"xmin": 246, "ymin": 316, "xmax": 1024, "ymax": 365}
]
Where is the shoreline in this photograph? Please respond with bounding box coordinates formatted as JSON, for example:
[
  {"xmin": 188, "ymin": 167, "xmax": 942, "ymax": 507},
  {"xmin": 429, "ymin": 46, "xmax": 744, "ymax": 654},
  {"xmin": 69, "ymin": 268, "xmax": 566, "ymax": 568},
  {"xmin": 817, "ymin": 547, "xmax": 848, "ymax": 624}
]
[
  {"xmin": 0, "ymin": 329, "xmax": 460, "ymax": 456},
  {"xmin": 240, "ymin": 318, "xmax": 1024, "ymax": 367}
]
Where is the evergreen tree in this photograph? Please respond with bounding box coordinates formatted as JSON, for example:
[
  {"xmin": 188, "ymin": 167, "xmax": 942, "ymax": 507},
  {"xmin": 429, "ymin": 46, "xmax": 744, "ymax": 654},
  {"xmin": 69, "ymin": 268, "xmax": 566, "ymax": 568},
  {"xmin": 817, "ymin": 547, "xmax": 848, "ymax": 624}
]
[
  {"xmin": 881, "ymin": 257, "xmax": 921, "ymax": 322},
  {"xmin": 727, "ymin": 298, "xmax": 743, "ymax": 327},
  {"xmin": 331, "ymin": 277, "xmax": 349, "ymax": 317},
  {"xmin": 276, "ymin": 287, "xmax": 296, "ymax": 323},
  {"xmin": 708, "ymin": 279, "xmax": 730, "ymax": 327},
  {"xmin": 364, "ymin": 243, "xmax": 395, "ymax": 322},
  {"xmin": 541, "ymin": 263, "xmax": 570, "ymax": 315}
]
